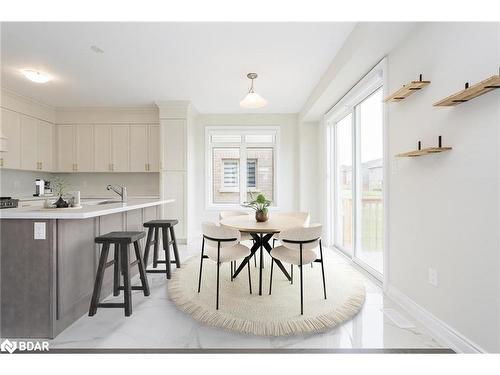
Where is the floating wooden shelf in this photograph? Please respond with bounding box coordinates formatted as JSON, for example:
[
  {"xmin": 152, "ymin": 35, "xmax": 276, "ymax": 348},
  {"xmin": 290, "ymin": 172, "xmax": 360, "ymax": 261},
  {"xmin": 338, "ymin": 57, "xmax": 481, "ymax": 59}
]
[
  {"xmin": 433, "ymin": 74, "xmax": 500, "ymax": 107},
  {"xmin": 384, "ymin": 74, "xmax": 431, "ymax": 103},
  {"xmin": 396, "ymin": 147, "xmax": 452, "ymax": 158},
  {"xmin": 396, "ymin": 136, "xmax": 452, "ymax": 158}
]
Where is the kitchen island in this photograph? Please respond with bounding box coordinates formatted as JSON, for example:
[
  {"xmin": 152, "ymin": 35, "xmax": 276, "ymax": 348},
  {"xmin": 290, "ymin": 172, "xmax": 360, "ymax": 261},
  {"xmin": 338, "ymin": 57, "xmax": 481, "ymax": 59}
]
[{"xmin": 0, "ymin": 198, "xmax": 174, "ymax": 339}]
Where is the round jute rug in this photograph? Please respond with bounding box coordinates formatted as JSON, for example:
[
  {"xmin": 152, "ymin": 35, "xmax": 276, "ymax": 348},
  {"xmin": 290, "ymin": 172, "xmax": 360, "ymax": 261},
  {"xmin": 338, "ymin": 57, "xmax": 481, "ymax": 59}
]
[{"xmin": 167, "ymin": 250, "xmax": 366, "ymax": 336}]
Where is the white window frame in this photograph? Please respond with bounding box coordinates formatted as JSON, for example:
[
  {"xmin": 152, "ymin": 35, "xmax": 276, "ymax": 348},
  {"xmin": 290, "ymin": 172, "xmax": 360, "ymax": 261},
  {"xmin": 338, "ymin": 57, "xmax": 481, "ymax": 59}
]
[
  {"xmin": 205, "ymin": 126, "xmax": 280, "ymax": 210},
  {"xmin": 324, "ymin": 58, "xmax": 387, "ymax": 282}
]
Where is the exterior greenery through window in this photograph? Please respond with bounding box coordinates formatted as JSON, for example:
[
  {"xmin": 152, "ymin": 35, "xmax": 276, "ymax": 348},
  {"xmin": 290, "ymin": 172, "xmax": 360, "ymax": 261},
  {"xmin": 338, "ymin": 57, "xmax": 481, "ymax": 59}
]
[{"xmin": 207, "ymin": 127, "xmax": 277, "ymax": 207}]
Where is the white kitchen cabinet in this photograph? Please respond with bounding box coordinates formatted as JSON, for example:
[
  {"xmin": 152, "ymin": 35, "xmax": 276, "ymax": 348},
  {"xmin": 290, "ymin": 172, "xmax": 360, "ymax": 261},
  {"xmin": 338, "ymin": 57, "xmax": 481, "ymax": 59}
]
[
  {"xmin": 75, "ymin": 125, "xmax": 94, "ymax": 172},
  {"xmin": 37, "ymin": 120, "xmax": 53, "ymax": 172},
  {"xmin": 148, "ymin": 125, "xmax": 160, "ymax": 172},
  {"xmin": 129, "ymin": 125, "xmax": 148, "ymax": 172},
  {"xmin": 94, "ymin": 125, "xmax": 112, "ymax": 172},
  {"xmin": 57, "ymin": 125, "xmax": 76, "ymax": 172},
  {"xmin": 111, "ymin": 125, "xmax": 129, "ymax": 172},
  {"xmin": 0, "ymin": 108, "xmax": 21, "ymax": 169},
  {"xmin": 20, "ymin": 115, "xmax": 38, "ymax": 171}
]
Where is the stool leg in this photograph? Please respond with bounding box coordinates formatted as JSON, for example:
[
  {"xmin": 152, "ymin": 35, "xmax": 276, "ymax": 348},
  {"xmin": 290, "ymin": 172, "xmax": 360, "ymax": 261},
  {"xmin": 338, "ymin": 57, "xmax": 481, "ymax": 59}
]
[
  {"xmin": 152, "ymin": 227, "xmax": 159, "ymax": 268},
  {"xmin": 143, "ymin": 227, "xmax": 154, "ymax": 267},
  {"xmin": 113, "ymin": 243, "xmax": 120, "ymax": 296},
  {"xmin": 89, "ymin": 243, "xmax": 110, "ymax": 316},
  {"xmin": 162, "ymin": 227, "xmax": 172, "ymax": 279},
  {"xmin": 169, "ymin": 226, "xmax": 181, "ymax": 268},
  {"xmin": 134, "ymin": 240, "xmax": 150, "ymax": 296},
  {"xmin": 121, "ymin": 243, "xmax": 132, "ymax": 316}
]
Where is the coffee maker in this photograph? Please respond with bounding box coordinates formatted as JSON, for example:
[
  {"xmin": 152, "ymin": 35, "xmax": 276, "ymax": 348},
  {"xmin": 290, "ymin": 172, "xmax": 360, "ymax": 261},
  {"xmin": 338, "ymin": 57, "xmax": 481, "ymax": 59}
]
[{"xmin": 34, "ymin": 179, "xmax": 45, "ymax": 196}]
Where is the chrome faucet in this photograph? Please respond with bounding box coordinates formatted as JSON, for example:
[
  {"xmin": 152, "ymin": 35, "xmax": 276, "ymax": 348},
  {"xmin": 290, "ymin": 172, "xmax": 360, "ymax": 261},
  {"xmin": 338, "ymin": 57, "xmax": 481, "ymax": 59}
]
[{"xmin": 106, "ymin": 185, "xmax": 127, "ymax": 202}]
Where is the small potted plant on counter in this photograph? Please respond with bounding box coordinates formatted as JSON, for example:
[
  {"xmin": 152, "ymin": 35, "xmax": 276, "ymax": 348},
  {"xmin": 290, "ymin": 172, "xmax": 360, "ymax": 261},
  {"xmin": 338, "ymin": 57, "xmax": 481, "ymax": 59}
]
[
  {"xmin": 242, "ymin": 193, "xmax": 271, "ymax": 222},
  {"xmin": 53, "ymin": 177, "xmax": 69, "ymax": 208}
]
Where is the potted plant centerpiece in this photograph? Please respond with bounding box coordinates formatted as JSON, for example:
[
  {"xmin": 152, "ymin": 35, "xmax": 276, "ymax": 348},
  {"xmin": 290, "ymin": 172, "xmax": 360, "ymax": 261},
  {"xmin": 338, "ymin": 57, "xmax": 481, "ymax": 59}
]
[
  {"xmin": 242, "ymin": 193, "xmax": 271, "ymax": 222},
  {"xmin": 53, "ymin": 177, "xmax": 69, "ymax": 208}
]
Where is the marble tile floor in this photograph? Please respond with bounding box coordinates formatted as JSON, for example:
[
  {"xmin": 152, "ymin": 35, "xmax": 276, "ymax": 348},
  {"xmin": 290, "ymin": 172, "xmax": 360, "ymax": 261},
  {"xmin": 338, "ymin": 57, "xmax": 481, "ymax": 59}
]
[{"xmin": 49, "ymin": 243, "xmax": 446, "ymax": 351}]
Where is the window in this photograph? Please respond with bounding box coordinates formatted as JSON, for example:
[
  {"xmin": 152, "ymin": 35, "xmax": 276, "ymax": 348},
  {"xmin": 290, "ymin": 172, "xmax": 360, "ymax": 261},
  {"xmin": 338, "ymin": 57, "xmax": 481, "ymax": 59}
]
[
  {"xmin": 326, "ymin": 62, "xmax": 384, "ymax": 279},
  {"xmin": 207, "ymin": 127, "xmax": 278, "ymax": 207}
]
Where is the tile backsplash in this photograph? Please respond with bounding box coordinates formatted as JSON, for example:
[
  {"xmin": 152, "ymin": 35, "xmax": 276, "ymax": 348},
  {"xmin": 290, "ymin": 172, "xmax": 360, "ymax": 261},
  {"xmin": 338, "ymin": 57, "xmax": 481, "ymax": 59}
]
[{"xmin": 0, "ymin": 169, "xmax": 159, "ymax": 198}]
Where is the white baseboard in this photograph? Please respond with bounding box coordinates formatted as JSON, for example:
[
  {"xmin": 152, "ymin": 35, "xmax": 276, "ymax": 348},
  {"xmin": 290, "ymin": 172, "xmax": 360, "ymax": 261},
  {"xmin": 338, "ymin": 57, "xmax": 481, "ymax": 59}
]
[{"xmin": 386, "ymin": 285, "xmax": 486, "ymax": 353}]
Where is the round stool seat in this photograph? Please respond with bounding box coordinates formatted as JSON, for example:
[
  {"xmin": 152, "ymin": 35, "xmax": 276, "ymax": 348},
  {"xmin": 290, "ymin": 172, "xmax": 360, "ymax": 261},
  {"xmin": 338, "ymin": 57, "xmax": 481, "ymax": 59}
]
[
  {"xmin": 95, "ymin": 231, "xmax": 145, "ymax": 244},
  {"xmin": 144, "ymin": 219, "xmax": 178, "ymax": 228}
]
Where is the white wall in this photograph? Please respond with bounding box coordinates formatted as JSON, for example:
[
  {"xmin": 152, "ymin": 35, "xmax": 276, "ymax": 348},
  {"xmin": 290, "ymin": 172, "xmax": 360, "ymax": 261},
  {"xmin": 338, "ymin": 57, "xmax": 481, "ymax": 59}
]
[
  {"xmin": 187, "ymin": 113, "xmax": 299, "ymax": 242},
  {"xmin": 387, "ymin": 22, "xmax": 500, "ymax": 352},
  {"xmin": 298, "ymin": 121, "xmax": 320, "ymax": 222}
]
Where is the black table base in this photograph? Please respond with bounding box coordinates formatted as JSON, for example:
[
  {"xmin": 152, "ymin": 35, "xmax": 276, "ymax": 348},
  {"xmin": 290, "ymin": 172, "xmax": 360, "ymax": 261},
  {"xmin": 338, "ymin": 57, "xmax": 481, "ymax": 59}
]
[{"xmin": 232, "ymin": 232, "xmax": 291, "ymax": 295}]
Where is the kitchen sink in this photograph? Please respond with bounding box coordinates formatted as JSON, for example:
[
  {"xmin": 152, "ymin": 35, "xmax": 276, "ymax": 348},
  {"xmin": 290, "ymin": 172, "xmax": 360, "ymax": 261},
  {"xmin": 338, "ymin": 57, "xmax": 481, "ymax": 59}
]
[
  {"xmin": 96, "ymin": 200, "xmax": 123, "ymax": 205},
  {"xmin": 83, "ymin": 199, "xmax": 123, "ymax": 206}
]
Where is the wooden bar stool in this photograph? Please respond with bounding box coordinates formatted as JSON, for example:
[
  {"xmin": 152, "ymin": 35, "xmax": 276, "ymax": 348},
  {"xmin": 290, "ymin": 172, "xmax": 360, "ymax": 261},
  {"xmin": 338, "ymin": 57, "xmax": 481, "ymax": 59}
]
[
  {"xmin": 143, "ymin": 219, "xmax": 180, "ymax": 279},
  {"xmin": 89, "ymin": 231, "xmax": 150, "ymax": 317}
]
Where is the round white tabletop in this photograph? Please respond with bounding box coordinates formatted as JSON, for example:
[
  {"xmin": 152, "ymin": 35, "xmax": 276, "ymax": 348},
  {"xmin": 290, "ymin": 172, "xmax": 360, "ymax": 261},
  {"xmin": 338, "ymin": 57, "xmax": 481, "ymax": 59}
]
[{"xmin": 219, "ymin": 213, "xmax": 305, "ymax": 233}]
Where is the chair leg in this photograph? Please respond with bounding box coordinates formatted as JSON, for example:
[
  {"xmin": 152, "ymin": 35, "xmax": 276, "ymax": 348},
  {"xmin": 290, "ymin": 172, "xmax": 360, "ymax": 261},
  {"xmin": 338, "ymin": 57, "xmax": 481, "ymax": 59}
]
[
  {"xmin": 121, "ymin": 243, "xmax": 132, "ymax": 317},
  {"xmin": 254, "ymin": 252, "xmax": 257, "ymax": 267},
  {"xmin": 319, "ymin": 240, "xmax": 327, "ymax": 299},
  {"xmin": 162, "ymin": 227, "xmax": 172, "ymax": 279},
  {"xmin": 299, "ymin": 245, "xmax": 304, "ymax": 315},
  {"xmin": 169, "ymin": 226, "xmax": 181, "ymax": 268},
  {"xmin": 216, "ymin": 243, "xmax": 221, "ymax": 310},
  {"xmin": 247, "ymin": 260, "xmax": 252, "ymax": 294},
  {"xmin": 197, "ymin": 238, "xmax": 205, "ymax": 293},
  {"xmin": 269, "ymin": 258, "xmax": 274, "ymax": 295},
  {"xmin": 291, "ymin": 265, "xmax": 293, "ymax": 285},
  {"xmin": 89, "ymin": 243, "xmax": 110, "ymax": 316},
  {"xmin": 152, "ymin": 227, "xmax": 159, "ymax": 268},
  {"xmin": 113, "ymin": 243, "xmax": 120, "ymax": 296},
  {"xmin": 134, "ymin": 240, "xmax": 150, "ymax": 296},
  {"xmin": 143, "ymin": 227, "xmax": 154, "ymax": 266},
  {"xmin": 230, "ymin": 261, "xmax": 234, "ymax": 282}
]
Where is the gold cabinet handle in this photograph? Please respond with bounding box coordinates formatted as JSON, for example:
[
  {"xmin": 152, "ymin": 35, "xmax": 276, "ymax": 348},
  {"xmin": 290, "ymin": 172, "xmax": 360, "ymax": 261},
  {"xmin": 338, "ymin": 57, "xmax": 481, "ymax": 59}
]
[
  {"xmin": 40, "ymin": 161, "xmax": 43, "ymax": 170},
  {"xmin": 145, "ymin": 163, "xmax": 148, "ymax": 171},
  {"xmin": 0, "ymin": 158, "xmax": 3, "ymax": 167},
  {"xmin": 75, "ymin": 163, "xmax": 78, "ymax": 172}
]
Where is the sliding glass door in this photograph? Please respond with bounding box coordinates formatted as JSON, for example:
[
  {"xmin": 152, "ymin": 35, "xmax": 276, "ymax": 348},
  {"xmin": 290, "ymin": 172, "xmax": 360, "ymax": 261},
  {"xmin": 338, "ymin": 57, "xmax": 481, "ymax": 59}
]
[{"xmin": 330, "ymin": 87, "xmax": 384, "ymax": 277}]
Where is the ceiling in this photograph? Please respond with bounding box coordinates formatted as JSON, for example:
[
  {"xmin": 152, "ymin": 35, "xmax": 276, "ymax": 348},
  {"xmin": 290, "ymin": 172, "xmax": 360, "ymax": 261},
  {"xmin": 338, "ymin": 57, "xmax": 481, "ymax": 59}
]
[{"xmin": 1, "ymin": 22, "xmax": 355, "ymax": 113}]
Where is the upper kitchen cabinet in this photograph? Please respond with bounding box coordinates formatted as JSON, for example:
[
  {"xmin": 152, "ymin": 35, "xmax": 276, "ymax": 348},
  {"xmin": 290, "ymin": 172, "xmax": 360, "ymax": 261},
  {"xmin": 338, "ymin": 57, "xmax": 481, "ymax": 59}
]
[
  {"xmin": 111, "ymin": 125, "xmax": 130, "ymax": 172},
  {"xmin": 148, "ymin": 125, "xmax": 160, "ymax": 172},
  {"xmin": 129, "ymin": 124, "xmax": 160, "ymax": 172},
  {"xmin": 75, "ymin": 125, "xmax": 94, "ymax": 172},
  {"xmin": 20, "ymin": 115, "xmax": 39, "ymax": 171},
  {"xmin": 0, "ymin": 108, "xmax": 21, "ymax": 169},
  {"xmin": 94, "ymin": 125, "xmax": 112, "ymax": 172},
  {"xmin": 57, "ymin": 125, "xmax": 75, "ymax": 172},
  {"xmin": 57, "ymin": 124, "xmax": 94, "ymax": 172},
  {"xmin": 37, "ymin": 120, "xmax": 54, "ymax": 172}
]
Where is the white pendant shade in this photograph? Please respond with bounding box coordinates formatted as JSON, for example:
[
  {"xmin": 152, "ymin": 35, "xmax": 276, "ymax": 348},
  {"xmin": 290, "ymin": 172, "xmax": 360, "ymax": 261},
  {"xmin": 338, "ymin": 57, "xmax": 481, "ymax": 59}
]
[{"xmin": 240, "ymin": 91, "xmax": 268, "ymax": 109}]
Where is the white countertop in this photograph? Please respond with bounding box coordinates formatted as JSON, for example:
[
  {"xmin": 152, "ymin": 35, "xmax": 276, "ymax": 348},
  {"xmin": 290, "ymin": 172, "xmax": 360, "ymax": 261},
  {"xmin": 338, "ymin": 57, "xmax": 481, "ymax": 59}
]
[{"xmin": 0, "ymin": 198, "xmax": 174, "ymax": 219}]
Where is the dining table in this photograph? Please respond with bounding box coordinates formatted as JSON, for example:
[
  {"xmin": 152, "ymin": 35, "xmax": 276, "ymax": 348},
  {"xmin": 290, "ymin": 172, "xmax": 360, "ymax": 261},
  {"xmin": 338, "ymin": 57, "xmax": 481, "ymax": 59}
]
[{"xmin": 219, "ymin": 213, "xmax": 307, "ymax": 295}]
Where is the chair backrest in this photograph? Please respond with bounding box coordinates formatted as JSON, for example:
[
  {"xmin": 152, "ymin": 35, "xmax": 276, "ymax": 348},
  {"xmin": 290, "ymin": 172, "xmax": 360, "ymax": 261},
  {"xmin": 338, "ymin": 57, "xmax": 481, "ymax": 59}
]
[
  {"xmin": 279, "ymin": 211, "xmax": 311, "ymax": 227},
  {"xmin": 202, "ymin": 222, "xmax": 241, "ymax": 248},
  {"xmin": 219, "ymin": 210, "xmax": 248, "ymax": 221},
  {"xmin": 278, "ymin": 223, "xmax": 322, "ymax": 251}
]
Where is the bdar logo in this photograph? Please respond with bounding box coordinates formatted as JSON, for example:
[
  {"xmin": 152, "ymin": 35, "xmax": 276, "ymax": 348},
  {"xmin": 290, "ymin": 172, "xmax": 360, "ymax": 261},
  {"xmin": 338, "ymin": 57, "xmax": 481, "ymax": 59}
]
[{"xmin": 1, "ymin": 339, "xmax": 17, "ymax": 354}]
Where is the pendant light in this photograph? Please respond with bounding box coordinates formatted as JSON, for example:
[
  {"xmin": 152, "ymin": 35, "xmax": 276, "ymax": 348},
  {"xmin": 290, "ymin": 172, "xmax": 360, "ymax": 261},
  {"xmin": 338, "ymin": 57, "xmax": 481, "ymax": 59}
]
[{"xmin": 240, "ymin": 73, "xmax": 267, "ymax": 109}]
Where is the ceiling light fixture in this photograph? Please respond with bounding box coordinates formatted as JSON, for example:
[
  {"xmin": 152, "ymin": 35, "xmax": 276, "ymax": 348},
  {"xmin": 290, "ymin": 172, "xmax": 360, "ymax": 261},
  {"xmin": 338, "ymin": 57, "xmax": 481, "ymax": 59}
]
[
  {"xmin": 240, "ymin": 73, "xmax": 267, "ymax": 109},
  {"xmin": 21, "ymin": 69, "xmax": 52, "ymax": 83}
]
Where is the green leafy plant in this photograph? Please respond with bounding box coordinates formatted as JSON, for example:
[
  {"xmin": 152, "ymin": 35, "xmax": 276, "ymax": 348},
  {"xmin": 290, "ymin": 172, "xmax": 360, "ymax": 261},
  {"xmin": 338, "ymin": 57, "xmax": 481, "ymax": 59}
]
[
  {"xmin": 52, "ymin": 176, "xmax": 68, "ymax": 198},
  {"xmin": 242, "ymin": 193, "xmax": 272, "ymax": 213}
]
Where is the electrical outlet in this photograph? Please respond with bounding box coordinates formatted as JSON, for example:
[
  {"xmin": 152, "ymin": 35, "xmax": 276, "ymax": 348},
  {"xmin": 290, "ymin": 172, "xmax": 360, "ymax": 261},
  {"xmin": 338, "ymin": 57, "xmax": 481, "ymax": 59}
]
[
  {"xmin": 34, "ymin": 222, "xmax": 46, "ymax": 240},
  {"xmin": 428, "ymin": 267, "xmax": 438, "ymax": 287}
]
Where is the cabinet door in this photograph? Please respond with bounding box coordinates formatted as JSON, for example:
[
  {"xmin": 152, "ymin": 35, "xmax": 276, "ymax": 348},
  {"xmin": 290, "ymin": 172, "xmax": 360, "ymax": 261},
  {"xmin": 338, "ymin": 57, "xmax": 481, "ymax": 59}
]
[
  {"xmin": 111, "ymin": 125, "xmax": 130, "ymax": 172},
  {"xmin": 0, "ymin": 108, "xmax": 21, "ymax": 169},
  {"xmin": 94, "ymin": 125, "xmax": 112, "ymax": 172},
  {"xmin": 57, "ymin": 125, "xmax": 75, "ymax": 172},
  {"xmin": 20, "ymin": 115, "xmax": 38, "ymax": 171},
  {"xmin": 37, "ymin": 120, "xmax": 53, "ymax": 172},
  {"xmin": 148, "ymin": 125, "xmax": 160, "ymax": 172},
  {"xmin": 129, "ymin": 125, "xmax": 148, "ymax": 172},
  {"xmin": 75, "ymin": 125, "xmax": 94, "ymax": 172}
]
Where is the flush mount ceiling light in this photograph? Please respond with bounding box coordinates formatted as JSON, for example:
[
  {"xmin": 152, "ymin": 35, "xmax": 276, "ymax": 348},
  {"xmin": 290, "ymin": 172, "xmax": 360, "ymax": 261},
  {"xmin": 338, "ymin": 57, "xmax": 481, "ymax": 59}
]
[
  {"xmin": 21, "ymin": 69, "xmax": 52, "ymax": 83},
  {"xmin": 240, "ymin": 73, "xmax": 267, "ymax": 109}
]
